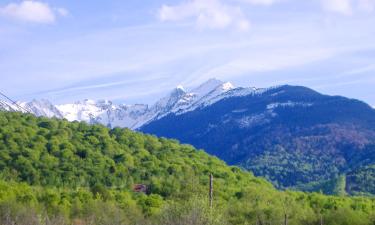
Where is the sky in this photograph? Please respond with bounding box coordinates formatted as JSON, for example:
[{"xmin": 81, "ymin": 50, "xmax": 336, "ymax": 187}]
[{"xmin": 0, "ymin": 0, "xmax": 374, "ymax": 106}]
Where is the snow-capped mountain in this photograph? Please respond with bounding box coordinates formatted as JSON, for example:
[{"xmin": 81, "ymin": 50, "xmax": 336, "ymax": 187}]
[
  {"xmin": 54, "ymin": 78, "xmax": 242, "ymax": 129},
  {"xmin": 140, "ymin": 85, "xmax": 375, "ymax": 195},
  {"xmin": 148, "ymin": 78, "xmax": 236, "ymax": 118},
  {"xmin": 20, "ymin": 99, "xmax": 64, "ymax": 118},
  {"xmin": 2, "ymin": 79, "xmax": 375, "ymax": 195},
  {"xmin": 0, "ymin": 99, "xmax": 63, "ymax": 118},
  {"xmin": 2, "ymin": 78, "xmax": 262, "ymax": 129},
  {"xmin": 0, "ymin": 100, "xmax": 17, "ymax": 112},
  {"xmin": 56, "ymin": 100, "xmax": 150, "ymax": 129}
]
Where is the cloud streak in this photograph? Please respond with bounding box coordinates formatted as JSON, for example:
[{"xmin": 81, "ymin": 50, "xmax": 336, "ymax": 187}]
[
  {"xmin": 1, "ymin": 0, "xmax": 375, "ymax": 106},
  {"xmin": 158, "ymin": 0, "xmax": 250, "ymax": 31},
  {"xmin": 321, "ymin": 0, "xmax": 375, "ymax": 15},
  {"xmin": 0, "ymin": 0, "xmax": 67, "ymax": 24},
  {"xmin": 236, "ymin": 0, "xmax": 281, "ymax": 6},
  {"xmin": 322, "ymin": 0, "xmax": 353, "ymax": 15}
]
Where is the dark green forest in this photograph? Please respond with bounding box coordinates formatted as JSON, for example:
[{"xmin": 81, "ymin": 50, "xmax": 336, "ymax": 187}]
[
  {"xmin": 0, "ymin": 111, "xmax": 374, "ymax": 225},
  {"xmin": 140, "ymin": 85, "xmax": 375, "ymax": 195}
]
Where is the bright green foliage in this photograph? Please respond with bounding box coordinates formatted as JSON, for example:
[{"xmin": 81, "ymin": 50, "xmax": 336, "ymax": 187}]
[
  {"xmin": 0, "ymin": 111, "xmax": 374, "ymax": 225},
  {"xmin": 295, "ymin": 174, "xmax": 349, "ymax": 196},
  {"xmin": 0, "ymin": 112, "xmax": 269, "ymax": 197}
]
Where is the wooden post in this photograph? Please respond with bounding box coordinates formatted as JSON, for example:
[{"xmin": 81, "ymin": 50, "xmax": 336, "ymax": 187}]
[
  {"xmin": 284, "ymin": 213, "xmax": 288, "ymax": 225},
  {"xmin": 209, "ymin": 173, "xmax": 213, "ymax": 209},
  {"xmin": 320, "ymin": 214, "xmax": 324, "ymax": 225}
]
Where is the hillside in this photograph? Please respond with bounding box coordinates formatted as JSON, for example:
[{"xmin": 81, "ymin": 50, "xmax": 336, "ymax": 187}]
[
  {"xmin": 2, "ymin": 80, "xmax": 375, "ymax": 196},
  {"xmin": 140, "ymin": 85, "xmax": 375, "ymax": 195},
  {"xmin": 0, "ymin": 111, "xmax": 375, "ymax": 224}
]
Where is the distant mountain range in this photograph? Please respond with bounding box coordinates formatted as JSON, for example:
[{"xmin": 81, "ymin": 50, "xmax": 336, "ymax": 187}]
[
  {"xmin": 2, "ymin": 79, "xmax": 375, "ymax": 195},
  {"xmin": 0, "ymin": 79, "xmax": 252, "ymax": 129}
]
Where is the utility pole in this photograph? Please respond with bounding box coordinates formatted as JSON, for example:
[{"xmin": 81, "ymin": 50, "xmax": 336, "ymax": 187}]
[{"xmin": 209, "ymin": 173, "xmax": 213, "ymax": 209}]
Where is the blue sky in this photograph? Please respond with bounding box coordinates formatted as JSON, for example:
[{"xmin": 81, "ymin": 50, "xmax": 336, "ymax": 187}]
[{"xmin": 0, "ymin": 0, "xmax": 374, "ymax": 105}]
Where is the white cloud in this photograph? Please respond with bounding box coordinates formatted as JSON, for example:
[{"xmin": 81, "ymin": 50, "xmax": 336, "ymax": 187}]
[
  {"xmin": 321, "ymin": 0, "xmax": 375, "ymax": 14},
  {"xmin": 158, "ymin": 0, "xmax": 250, "ymax": 31},
  {"xmin": 236, "ymin": 0, "xmax": 281, "ymax": 6},
  {"xmin": 0, "ymin": 1, "xmax": 67, "ymax": 24},
  {"xmin": 56, "ymin": 7, "xmax": 69, "ymax": 17},
  {"xmin": 322, "ymin": 0, "xmax": 353, "ymax": 15}
]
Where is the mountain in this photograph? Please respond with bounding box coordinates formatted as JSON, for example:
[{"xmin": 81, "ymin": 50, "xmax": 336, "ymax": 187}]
[
  {"xmin": 0, "ymin": 111, "xmax": 374, "ymax": 225},
  {"xmin": 1, "ymin": 79, "xmax": 237, "ymax": 129},
  {"xmin": 56, "ymin": 99, "xmax": 150, "ymax": 129},
  {"xmin": 20, "ymin": 99, "xmax": 64, "ymax": 118},
  {"xmin": 2, "ymin": 79, "xmax": 375, "ymax": 195},
  {"xmin": 0, "ymin": 99, "xmax": 63, "ymax": 118},
  {"xmin": 140, "ymin": 85, "xmax": 375, "ymax": 195}
]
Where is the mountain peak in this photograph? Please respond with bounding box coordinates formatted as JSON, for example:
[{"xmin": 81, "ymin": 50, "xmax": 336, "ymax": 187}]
[
  {"xmin": 221, "ymin": 82, "xmax": 235, "ymax": 91},
  {"xmin": 191, "ymin": 78, "xmax": 225, "ymax": 96},
  {"xmin": 170, "ymin": 85, "xmax": 186, "ymax": 97},
  {"xmin": 19, "ymin": 98, "xmax": 63, "ymax": 118},
  {"xmin": 176, "ymin": 85, "xmax": 185, "ymax": 91},
  {"xmin": 196, "ymin": 78, "xmax": 223, "ymax": 88},
  {"xmin": 5, "ymin": 80, "xmax": 272, "ymax": 130}
]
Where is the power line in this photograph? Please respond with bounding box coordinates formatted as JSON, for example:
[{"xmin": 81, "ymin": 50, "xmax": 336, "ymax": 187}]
[
  {"xmin": 0, "ymin": 100, "xmax": 17, "ymax": 112},
  {"xmin": 0, "ymin": 101, "xmax": 11, "ymax": 111},
  {"xmin": 0, "ymin": 91, "xmax": 32, "ymax": 114}
]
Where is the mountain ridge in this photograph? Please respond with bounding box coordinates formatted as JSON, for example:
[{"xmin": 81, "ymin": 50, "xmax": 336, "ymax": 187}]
[
  {"xmin": 2, "ymin": 79, "xmax": 375, "ymax": 195},
  {"xmin": 1, "ymin": 79, "xmax": 274, "ymax": 129},
  {"xmin": 4, "ymin": 80, "xmax": 368, "ymax": 131},
  {"xmin": 140, "ymin": 84, "xmax": 375, "ymax": 195}
]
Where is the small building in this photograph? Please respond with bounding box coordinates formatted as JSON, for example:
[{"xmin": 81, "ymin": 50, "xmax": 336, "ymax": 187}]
[{"xmin": 133, "ymin": 184, "xmax": 147, "ymax": 193}]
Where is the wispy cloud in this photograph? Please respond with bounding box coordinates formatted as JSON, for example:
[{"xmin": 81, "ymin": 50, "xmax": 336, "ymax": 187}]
[
  {"xmin": 0, "ymin": 0, "xmax": 67, "ymax": 24},
  {"xmin": 236, "ymin": 0, "xmax": 282, "ymax": 6},
  {"xmin": 1, "ymin": 0, "xmax": 375, "ymax": 105},
  {"xmin": 321, "ymin": 0, "xmax": 375, "ymax": 15},
  {"xmin": 322, "ymin": 0, "xmax": 353, "ymax": 15},
  {"xmin": 158, "ymin": 0, "xmax": 250, "ymax": 31},
  {"xmin": 344, "ymin": 63, "xmax": 375, "ymax": 75}
]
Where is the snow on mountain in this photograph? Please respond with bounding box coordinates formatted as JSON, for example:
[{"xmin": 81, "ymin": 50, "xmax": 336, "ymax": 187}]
[
  {"xmin": 20, "ymin": 99, "xmax": 63, "ymax": 118},
  {"xmin": 168, "ymin": 79, "xmax": 235, "ymax": 114},
  {"xmin": 1, "ymin": 99, "xmax": 62, "ymax": 118},
  {"xmin": 148, "ymin": 86, "xmax": 187, "ymax": 118},
  {"xmin": 266, "ymin": 101, "xmax": 313, "ymax": 110},
  {"xmin": 0, "ymin": 100, "xmax": 19, "ymax": 112},
  {"xmin": 54, "ymin": 79, "xmax": 237, "ymax": 128},
  {"xmin": 1, "ymin": 79, "xmax": 279, "ymax": 129},
  {"xmin": 56, "ymin": 100, "xmax": 150, "ymax": 129}
]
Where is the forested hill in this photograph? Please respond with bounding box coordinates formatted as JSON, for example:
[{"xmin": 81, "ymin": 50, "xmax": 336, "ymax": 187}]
[
  {"xmin": 140, "ymin": 85, "xmax": 375, "ymax": 195},
  {"xmin": 0, "ymin": 111, "xmax": 271, "ymax": 191},
  {"xmin": 0, "ymin": 111, "xmax": 375, "ymax": 225}
]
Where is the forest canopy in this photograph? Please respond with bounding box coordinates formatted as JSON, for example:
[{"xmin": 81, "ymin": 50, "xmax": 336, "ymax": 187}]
[{"xmin": 0, "ymin": 111, "xmax": 374, "ymax": 225}]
